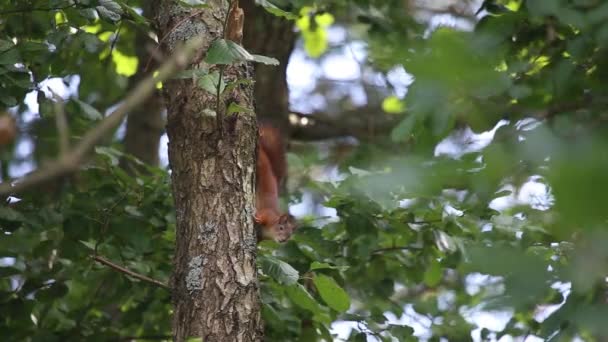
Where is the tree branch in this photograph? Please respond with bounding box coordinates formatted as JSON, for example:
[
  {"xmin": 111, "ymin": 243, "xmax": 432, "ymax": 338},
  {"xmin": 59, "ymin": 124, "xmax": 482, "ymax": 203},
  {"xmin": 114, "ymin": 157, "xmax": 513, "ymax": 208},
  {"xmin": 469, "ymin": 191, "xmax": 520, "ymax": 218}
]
[
  {"xmin": 92, "ymin": 255, "xmax": 170, "ymax": 291},
  {"xmin": 289, "ymin": 106, "xmax": 399, "ymax": 141},
  {"xmin": 0, "ymin": 36, "xmax": 204, "ymax": 197}
]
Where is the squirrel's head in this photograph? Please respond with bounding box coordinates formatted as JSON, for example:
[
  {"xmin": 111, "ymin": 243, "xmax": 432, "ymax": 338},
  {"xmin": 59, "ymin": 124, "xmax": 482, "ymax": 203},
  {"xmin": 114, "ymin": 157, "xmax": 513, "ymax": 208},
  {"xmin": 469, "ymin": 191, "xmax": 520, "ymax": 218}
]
[{"xmin": 262, "ymin": 214, "xmax": 297, "ymax": 243}]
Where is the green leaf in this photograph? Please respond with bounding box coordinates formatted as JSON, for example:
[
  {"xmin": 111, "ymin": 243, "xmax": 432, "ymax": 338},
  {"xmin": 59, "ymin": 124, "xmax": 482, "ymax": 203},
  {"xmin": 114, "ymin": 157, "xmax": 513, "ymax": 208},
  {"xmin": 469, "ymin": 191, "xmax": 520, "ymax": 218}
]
[
  {"xmin": 197, "ymin": 71, "xmax": 225, "ymax": 95},
  {"xmin": 0, "ymin": 206, "xmax": 25, "ymax": 222},
  {"xmin": 0, "ymin": 39, "xmax": 14, "ymax": 52},
  {"xmin": 310, "ymin": 261, "xmax": 349, "ymax": 272},
  {"xmin": 73, "ymin": 99, "xmax": 103, "ymax": 120},
  {"xmin": 124, "ymin": 205, "xmax": 143, "ymax": 217},
  {"xmin": 0, "ymin": 48, "xmax": 21, "ymax": 65},
  {"xmin": 117, "ymin": 1, "xmax": 150, "ymax": 25},
  {"xmin": 313, "ymin": 274, "xmax": 350, "ymax": 313},
  {"xmin": 36, "ymin": 282, "xmax": 69, "ymax": 302},
  {"xmin": 223, "ymin": 78, "xmax": 254, "ymax": 94},
  {"xmin": 96, "ymin": 7, "xmax": 121, "ymax": 23},
  {"xmin": 205, "ymin": 39, "xmax": 279, "ymax": 65},
  {"xmin": 96, "ymin": 0, "xmax": 123, "ymax": 22},
  {"xmin": 423, "ymin": 259, "xmax": 442, "ymax": 287},
  {"xmin": 390, "ymin": 115, "xmax": 417, "ymax": 142},
  {"xmin": 285, "ymin": 284, "xmax": 321, "ymax": 313},
  {"xmin": 256, "ymin": 0, "xmax": 298, "ymax": 20},
  {"xmin": 389, "ymin": 324, "xmax": 414, "ymax": 338},
  {"xmin": 179, "ymin": 0, "xmax": 209, "ymax": 7},
  {"xmin": 259, "ymin": 256, "xmax": 299, "ymax": 285},
  {"xmin": 251, "ymin": 54, "xmax": 280, "ymax": 66},
  {"xmin": 0, "ymin": 266, "xmax": 21, "ymax": 278},
  {"xmin": 226, "ymin": 102, "xmax": 254, "ymax": 115},
  {"xmin": 95, "ymin": 146, "xmax": 121, "ymax": 165},
  {"xmin": 205, "ymin": 39, "xmax": 249, "ymax": 65},
  {"xmin": 80, "ymin": 240, "xmax": 96, "ymax": 250},
  {"xmin": 0, "ymin": 93, "xmax": 17, "ymax": 107}
]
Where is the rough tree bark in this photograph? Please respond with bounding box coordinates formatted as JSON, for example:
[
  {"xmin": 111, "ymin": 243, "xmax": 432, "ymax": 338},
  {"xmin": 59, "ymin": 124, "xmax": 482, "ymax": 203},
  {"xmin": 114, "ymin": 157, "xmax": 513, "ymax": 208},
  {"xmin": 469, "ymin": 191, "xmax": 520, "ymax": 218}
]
[{"xmin": 152, "ymin": 1, "xmax": 263, "ymax": 341}]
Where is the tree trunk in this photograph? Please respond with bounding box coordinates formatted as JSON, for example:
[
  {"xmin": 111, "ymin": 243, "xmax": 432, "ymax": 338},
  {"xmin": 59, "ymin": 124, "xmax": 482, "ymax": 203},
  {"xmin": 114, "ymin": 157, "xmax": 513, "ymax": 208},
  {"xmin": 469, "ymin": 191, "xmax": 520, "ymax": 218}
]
[
  {"xmin": 242, "ymin": 0, "xmax": 296, "ymax": 131},
  {"xmin": 152, "ymin": 1, "xmax": 263, "ymax": 341},
  {"xmin": 121, "ymin": 3, "xmax": 164, "ymax": 171}
]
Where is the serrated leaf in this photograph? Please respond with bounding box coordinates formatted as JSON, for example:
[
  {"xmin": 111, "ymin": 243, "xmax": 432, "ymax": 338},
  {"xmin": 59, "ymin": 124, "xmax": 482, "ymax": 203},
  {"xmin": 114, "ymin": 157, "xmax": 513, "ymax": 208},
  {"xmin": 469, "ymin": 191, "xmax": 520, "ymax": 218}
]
[
  {"xmin": 197, "ymin": 71, "xmax": 225, "ymax": 95},
  {"xmin": 205, "ymin": 39, "xmax": 279, "ymax": 65},
  {"xmin": 205, "ymin": 39, "xmax": 250, "ymax": 65},
  {"xmin": 259, "ymin": 256, "xmax": 299, "ymax": 285},
  {"xmin": 285, "ymin": 284, "xmax": 321, "ymax": 313},
  {"xmin": 226, "ymin": 102, "xmax": 253, "ymax": 115},
  {"xmin": 74, "ymin": 99, "xmax": 103, "ymax": 120},
  {"xmin": 313, "ymin": 274, "xmax": 350, "ymax": 313}
]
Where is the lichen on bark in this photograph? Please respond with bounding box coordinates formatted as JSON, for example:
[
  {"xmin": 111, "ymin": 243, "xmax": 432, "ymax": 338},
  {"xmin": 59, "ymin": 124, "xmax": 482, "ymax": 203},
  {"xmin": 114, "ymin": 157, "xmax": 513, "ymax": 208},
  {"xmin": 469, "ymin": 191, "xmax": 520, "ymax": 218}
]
[{"xmin": 152, "ymin": 1, "xmax": 263, "ymax": 341}]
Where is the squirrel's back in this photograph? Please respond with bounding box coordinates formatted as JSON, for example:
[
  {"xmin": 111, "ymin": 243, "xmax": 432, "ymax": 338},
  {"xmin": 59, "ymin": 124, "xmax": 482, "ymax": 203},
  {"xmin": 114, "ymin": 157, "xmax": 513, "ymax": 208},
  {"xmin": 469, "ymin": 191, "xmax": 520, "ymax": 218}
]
[{"xmin": 258, "ymin": 123, "xmax": 287, "ymax": 188}]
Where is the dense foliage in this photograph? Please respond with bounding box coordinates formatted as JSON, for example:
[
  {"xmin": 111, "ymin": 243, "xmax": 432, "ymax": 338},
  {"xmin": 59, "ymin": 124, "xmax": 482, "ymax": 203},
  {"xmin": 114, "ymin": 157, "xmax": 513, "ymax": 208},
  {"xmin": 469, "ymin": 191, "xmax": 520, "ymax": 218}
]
[{"xmin": 2, "ymin": 0, "xmax": 608, "ymax": 341}]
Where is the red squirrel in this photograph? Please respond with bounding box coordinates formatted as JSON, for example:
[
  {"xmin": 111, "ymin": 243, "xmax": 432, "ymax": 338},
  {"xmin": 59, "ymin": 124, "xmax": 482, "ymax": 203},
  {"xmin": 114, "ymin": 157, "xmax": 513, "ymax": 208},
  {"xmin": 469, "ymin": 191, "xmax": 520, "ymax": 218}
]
[{"xmin": 254, "ymin": 123, "xmax": 297, "ymax": 242}]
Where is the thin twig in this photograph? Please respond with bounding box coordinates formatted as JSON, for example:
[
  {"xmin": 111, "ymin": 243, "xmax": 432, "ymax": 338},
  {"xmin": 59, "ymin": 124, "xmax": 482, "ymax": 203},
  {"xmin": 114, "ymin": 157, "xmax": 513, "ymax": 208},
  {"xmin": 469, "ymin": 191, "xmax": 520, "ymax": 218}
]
[
  {"xmin": 223, "ymin": 0, "xmax": 234, "ymax": 39},
  {"xmin": 48, "ymin": 89, "xmax": 70, "ymax": 157},
  {"xmin": 0, "ymin": 36, "xmax": 204, "ymax": 197},
  {"xmin": 92, "ymin": 255, "xmax": 170, "ymax": 290}
]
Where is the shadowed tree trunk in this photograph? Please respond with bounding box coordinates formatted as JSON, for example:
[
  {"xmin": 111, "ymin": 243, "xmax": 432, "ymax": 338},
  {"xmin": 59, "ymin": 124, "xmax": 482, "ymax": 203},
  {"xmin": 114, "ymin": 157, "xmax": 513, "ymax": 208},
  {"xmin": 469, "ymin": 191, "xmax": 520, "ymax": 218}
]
[
  {"xmin": 242, "ymin": 0, "xmax": 296, "ymax": 131},
  {"xmin": 152, "ymin": 1, "xmax": 263, "ymax": 341},
  {"xmin": 121, "ymin": 3, "xmax": 164, "ymax": 172}
]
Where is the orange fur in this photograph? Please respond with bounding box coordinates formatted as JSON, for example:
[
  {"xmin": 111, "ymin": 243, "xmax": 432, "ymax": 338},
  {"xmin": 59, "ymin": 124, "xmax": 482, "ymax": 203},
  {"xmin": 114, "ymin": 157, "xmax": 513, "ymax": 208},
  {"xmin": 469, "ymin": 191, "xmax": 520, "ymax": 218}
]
[{"xmin": 255, "ymin": 123, "xmax": 297, "ymax": 242}]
